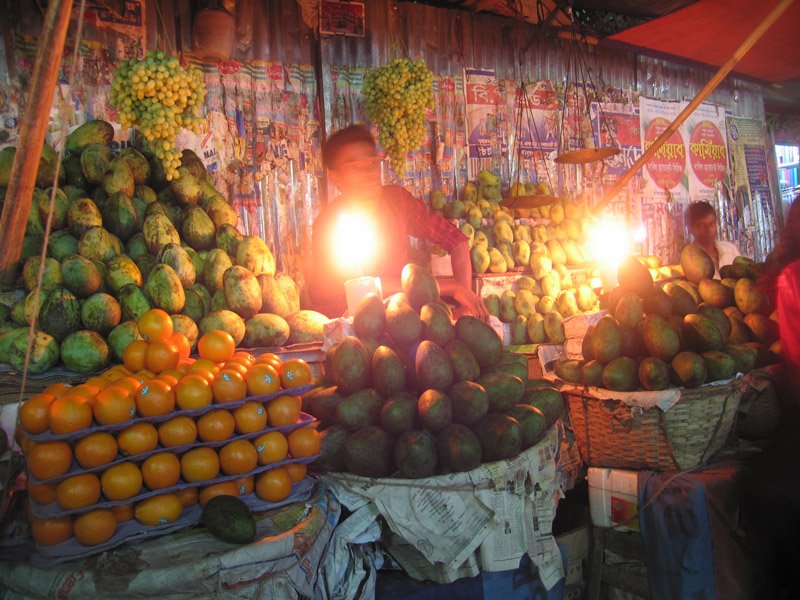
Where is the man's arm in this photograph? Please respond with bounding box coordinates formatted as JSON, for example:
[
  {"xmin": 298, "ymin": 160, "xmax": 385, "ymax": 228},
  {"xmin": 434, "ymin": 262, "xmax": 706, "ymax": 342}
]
[{"xmin": 437, "ymin": 239, "xmax": 490, "ymax": 321}]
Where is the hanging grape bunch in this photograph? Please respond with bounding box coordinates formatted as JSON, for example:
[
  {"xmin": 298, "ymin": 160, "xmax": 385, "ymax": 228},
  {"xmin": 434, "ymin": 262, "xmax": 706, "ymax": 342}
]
[
  {"xmin": 110, "ymin": 51, "xmax": 207, "ymax": 180},
  {"xmin": 364, "ymin": 58, "xmax": 434, "ymax": 175}
]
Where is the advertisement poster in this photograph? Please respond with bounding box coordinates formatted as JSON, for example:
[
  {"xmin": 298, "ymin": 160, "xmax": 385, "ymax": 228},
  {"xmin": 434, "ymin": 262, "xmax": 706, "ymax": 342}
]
[
  {"xmin": 590, "ymin": 102, "xmax": 642, "ymax": 185},
  {"xmin": 638, "ymin": 97, "xmax": 688, "ymax": 203},
  {"xmin": 463, "ymin": 67, "xmax": 503, "ymax": 179},
  {"xmin": 83, "ymin": 0, "xmax": 147, "ymax": 58},
  {"xmin": 686, "ymin": 103, "xmax": 729, "ymax": 203}
]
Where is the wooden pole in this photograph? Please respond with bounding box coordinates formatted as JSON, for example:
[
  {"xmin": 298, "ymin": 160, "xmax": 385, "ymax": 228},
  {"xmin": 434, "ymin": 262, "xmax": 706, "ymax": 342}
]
[
  {"xmin": 0, "ymin": 0, "xmax": 74, "ymax": 287},
  {"xmin": 593, "ymin": 0, "xmax": 795, "ymax": 215}
]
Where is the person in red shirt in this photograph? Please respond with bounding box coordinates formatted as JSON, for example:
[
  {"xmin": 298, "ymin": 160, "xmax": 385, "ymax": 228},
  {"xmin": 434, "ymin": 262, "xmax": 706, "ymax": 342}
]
[{"xmin": 307, "ymin": 125, "xmax": 488, "ymax": 321}]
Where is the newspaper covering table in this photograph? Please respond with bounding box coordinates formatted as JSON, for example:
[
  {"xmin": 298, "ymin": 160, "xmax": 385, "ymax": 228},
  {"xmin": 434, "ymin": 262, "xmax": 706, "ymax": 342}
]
[{"xmin": 319, "ymin": 426, "xmax": 564, "ymax": 587}]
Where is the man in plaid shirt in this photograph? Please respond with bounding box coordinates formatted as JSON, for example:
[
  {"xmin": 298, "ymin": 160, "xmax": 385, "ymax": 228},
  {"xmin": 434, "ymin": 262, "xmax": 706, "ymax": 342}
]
[{"xmin": 307, "ymin": 125, "xmax": 488, "ymax": 321}]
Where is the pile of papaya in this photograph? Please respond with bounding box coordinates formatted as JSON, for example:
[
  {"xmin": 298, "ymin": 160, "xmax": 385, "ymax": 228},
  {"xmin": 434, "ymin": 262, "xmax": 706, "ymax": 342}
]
[
  {"xmin": 305, "ymin": 263, "xmax": 566, "ymax": 479},
  {"xmin": 0, "ymin": 119, "xmax": 327, "ymax": 375},
  {"xmin": 554, "ymin": 248, "xmax": 779, "ymax": 391}
]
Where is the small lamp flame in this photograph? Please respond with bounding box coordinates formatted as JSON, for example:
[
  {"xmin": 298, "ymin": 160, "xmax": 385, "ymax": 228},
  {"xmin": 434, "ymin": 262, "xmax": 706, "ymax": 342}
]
[
  {"xmin": 587, "ymin": 218, "xmax": 632, "ymax": 291},
  {"xmin": 333, "ymin": 212, "xmax": 378, "ymax": 276}
]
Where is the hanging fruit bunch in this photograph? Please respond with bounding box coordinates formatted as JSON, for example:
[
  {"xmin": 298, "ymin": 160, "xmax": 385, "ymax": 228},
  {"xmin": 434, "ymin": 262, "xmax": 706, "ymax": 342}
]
[
  {"xmin": 363, "ymin": 58, "xmax": 434, "ymax": 175},
  {"xmin": 110, "ymin": 51, "xmax": 207, "ymax": 180}
]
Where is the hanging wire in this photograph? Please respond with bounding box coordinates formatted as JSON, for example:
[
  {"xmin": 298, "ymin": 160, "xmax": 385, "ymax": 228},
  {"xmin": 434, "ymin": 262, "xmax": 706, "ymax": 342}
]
[{"xmin": 153, "ymin": 0, "xmax": 175, "ymax": 55}]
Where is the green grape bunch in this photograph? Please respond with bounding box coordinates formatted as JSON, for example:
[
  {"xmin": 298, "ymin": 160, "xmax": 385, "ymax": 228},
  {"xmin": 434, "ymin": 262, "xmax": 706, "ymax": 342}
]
[
  {"xmin": 110, "ymin": 51, "xmax": 207, "ymax": 180},
  {"xmin": 364, "ymin": 58, "xmax": 434, "ymax": 175}
]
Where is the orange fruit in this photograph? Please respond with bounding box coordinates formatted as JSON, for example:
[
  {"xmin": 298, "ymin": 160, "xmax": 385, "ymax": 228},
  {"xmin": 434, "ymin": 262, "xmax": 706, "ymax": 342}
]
[
  {"xmin": 100, "ymin": 462, "xmax": 143, "ymax": 501},
  {"xmin": 134, "ymin": 369, "xmax": 158, "ymax": 381},
  {"xmin": 134, "ymin": 379, "xmax": 175, "ymax": 417},
  {"xmin": 233, "ymin": 475, "xmax": 255, "ymax": 496},
  {"xmin": 117, "ymin": 422, "xmax": 158, "ymax": 456},
  {"xmin": 198, "ymin": 330, "xmax": 236, "ymax": 362},
  {"xmin": 255, "ymin": 353, "xmax": 282, "ymax": 368},
  {"xmin": 278, "ymin": 359, "xmax": 313, "ymax": 389},
  {"xmin": 158, "ymin": 415, "xmax": 198, "ymax": 448},
  {"xmin": 70, "ymin": 384, "xmax": 102, "ymax": 402},
  {"xmin": 141, "ymin": 452, "xmax": 181, "ymax": 490},
  {"xmin": 174, "ymin": 374, "xmax": 213, "ymax": 410},
  {"xmin": 28, "ymin": 481, "xmax": 57, "ymax": 505},
  {"xmin": 115, "ymin": 376, "xmax": 143, "ymax": 395},
  {"xmin": 145, "ymin": 339, "xmax": 180, "ymax": 374},
  {"xmin": 19, "ymin": 393, "xmax": 55, "ymax": 434},
  {"xmin": 211, "ymin": 370, "xmax": 247, "ymax": 403},
  {"xmin": 232, "ymin": 351, "xmax": 255, "ymax": 364},
  {"xmin": 233, "ymin": 402, "xmax": 268, "ymax": 434},
  {"xmin": 48, "ymin": 396, "xmax": 93, "ymax": 435},
  {"xmin": 138, "ymin": 309, "xmax": 173, "ymax": 341},
  {"xmin": 85, "ymin": 376, "xmax": 110, "ymax": 391},
  {"xmin": 180, "ymin": 447, "xmax": 220, "ymax": 483},
  {"xmin": 73, "ymin": 509, "xmax": 117, "ymax": 546},
  {"xmin": 43, "ymin": 382, "xmax": 73, "ymax": 397},
  {"xmin": 101, "ymin": 366, "xmax": 129, "ymax": 382},
  {"xmin": 222, "ymin": 361, "xmax": 249, "ymax": 376},
  {"xmin": 284, "ymin": 462, "xmax": 308, "ymax": 483},
  {"xmin": 253, "ymin": 431, "xmax": 288, "ymax": 465},
  {"xmin": 134, "ymin": 493, "xmax": 183, "ymax": 526},
  {"xmin": 122, "ymin": 340, "xmax": 149, "ymax": 372},
  {"xmin": 55, "ymin": 473, "xmax": 102, "ymax": 510},
  {"xmin": 111, "ymin": 503, "xmax": 134, "ymax": 522},
  {"xmin": 198, "ymin": 481, "xmax": 240, "ymax": 507},
  {"xmin": 219, "ymin": 439, "xmax": 258, "ymax": 475},
  {"xmin": 190, "ymin": 358, "xmax": 220, "ymax": 374},
  {"xmin": 196, "ymin": 409, "xmax": 235, "ymax": 443},
  {"xmin": 92, "ymin": 386, "xmax": 136, "ymax": 425},
  {"xmin": 266, "ymin": 395, "xmax": 301, "ymax": 427},
  {"xmin": 158, "ymin": 373, "xmax": 179, "ymax": 388},
  {"xmin": 27, "ymin": 441, "xmax": 73, "ymax": 480},
  {"xmin": 175, "ymin": 486, "xmax": 199, "ymax": 508},
  {"xmin": 255, "ymin": 467, "xmax": 293, "ymax": 503},
  {"xmin": 74, "ymin": 432, "xmax": 119, "ymax": 469},
  {"xmin": 287, "ymin": 427, "xmax": 321, "ymax": 458},
  {"xmin": 171, "ymin": 332, "xmax": 191, "ymax": 361},
  {"xmin": 31, "ymin": 516, "xmax": 73, "ymax": 547},
  {"xmin": 244, "ymin": 363, "xmax": 281, "ymax": 397}
]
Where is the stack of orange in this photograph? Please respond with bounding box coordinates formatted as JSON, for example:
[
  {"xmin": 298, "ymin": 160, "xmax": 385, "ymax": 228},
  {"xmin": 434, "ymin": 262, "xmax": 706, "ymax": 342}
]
[{"xmin": 20, "ymin": 309, "xmax": 321, "ymax": 550}]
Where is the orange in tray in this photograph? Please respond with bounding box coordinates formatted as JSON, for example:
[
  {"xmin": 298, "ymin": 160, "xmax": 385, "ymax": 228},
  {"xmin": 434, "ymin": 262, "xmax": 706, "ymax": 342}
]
[
  {"xmin": 19, "ymin": 393, "xmax": 55, "ymax": 435},
  {"xmin": 145, "ymin": 339, "xmax": 180, "ymax": 374},
  {"xmin": 198, "ymin": 331, "xmax": 235, "ymax": 363},
  {"xmin": 287, "ymin": 427, "xmax": 321, "ymax": 459},
  {"xmin": 174, "ymin": 374, "xmax": 213, "ymax": 410},
  {"xmin": 134, "ymin": 379, "xmax": 175, "ymax": 417},
  {"xmin": 211, "ymin": 369, "xmax": 247, "ymax": 403},
  {"xmin": 233, "ymin": 402, "xmax": 268, "ymax": 434},
  {"xmin": 278, "ymin": 359, "xmax": 313, "ymax": 389},
  {"xmin": 134, "ymin": 493, "xmax": 183, "ymax": 526},
  {"xmin": 253, "ymin": 431, "xmax": 288, "ymax": 465},
  {"xmin": 158, "ymin": 415, "xmax": 198, "ymax": 448},
  {"xmin": 115, "ymin": 376, "xmax": 144, "ymax": 395},
  {"xmin": 84, "ymin": 376, "xmax": 110, "ymax": 391},
  {"xmin": 255, "ymin": 352, "xmax": 283, "ymax": 369},
  {"xmin": 43, "ymin": 382, "xmax": 73, "ymax": 398},
  {"xmin": 233, "ymin": 475, "xmax": 254, "ymax": 496},
  {"xmin": 74, "ymin": 509, "xmax": 117, "ymax": 546},
  {"xmin": 244, "ymin": 363, "xmax": 281, "ymax": 397},
  {"xmin": 93, "ymin": 386, "xmax": 136, "ymax": 426},
  {"xmin": 56, "ymin": 473, "xmax": 102, "ymax": 510},
  {"xmin": 255, "ymin": 467, "xmax": 292, "ymax": 503},
  {"xmin": 31, "ymin": 516, "xmax": 73, "ymax": 547},
  {"xmin": 198, "ymin": 481, "xmax": 240, "ymax": 507},
  {"xmin": 175, "ymin": 486, "xmax": 199, "ymax": 508},
  {"xmin": 117, "ymin": 422, "xmax": 159, "ymax": 457},
  {"xmin": 123, "ymin": 340, "xmax": 149, "ymax": 372},
  {"xmin": 197, "ymin": 409, "xmax": 235, "ymax": 443},
  {"xmin": 231, "ymin": 351, "xmax": 256, "ymax": 365},
  {"xmin": 101, "ymin": 462, "xmax": 143, "ymax": 502},
  {"xmin": 138, "ymin": 309, "xmax": 173, "ymax": 342},
  {"xmin": 48, "ymin": 395, "xmax": 93, "ymax": 435},
  {"xmin": 170, "ymin": 332, "xmax": 192, "ymax": 361},
  {"xmin": 28, "ymin": 481, "xmax": 57, "ymax": 505},
  {"xmin": 219, "ymin": 439, "xmax": 258, "ymax": 476},
  {"xmin": 180, "ymin": 447, "xmax": 221, "ymax": 483},
  {"xmin": 28, "ymin": 441, "xmax": 73, "ymax": 480},
  {"xmin": 111, "ymin": 503, "xmax": 134, "ymax": 522},
  {"xmin": 221, "ymin": 361, "xmax": 248, "ymax": 376},
  {"xmin": 141, "ymin": 452, "xmax": 181, "ymax": 490},
  {"xmin": 266, "ymin": 395, "xmax": 301, "ymax": 427},
  {"xmin": 74, "ymin": 432, "xmax": 119, "ymax": 469}
]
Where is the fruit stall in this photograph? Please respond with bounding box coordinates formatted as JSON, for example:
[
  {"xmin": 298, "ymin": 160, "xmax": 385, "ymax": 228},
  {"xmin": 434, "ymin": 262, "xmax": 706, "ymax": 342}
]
[{"xmin": 0, "ymin": 0, "xmax": 796, "ymax": 598}]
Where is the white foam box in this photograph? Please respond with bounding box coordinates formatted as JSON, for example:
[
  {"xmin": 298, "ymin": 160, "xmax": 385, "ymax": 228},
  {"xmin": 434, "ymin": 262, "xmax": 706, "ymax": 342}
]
[{"xmin": 587, "ymin": 467, "xmax": 640, "ymax": 532}]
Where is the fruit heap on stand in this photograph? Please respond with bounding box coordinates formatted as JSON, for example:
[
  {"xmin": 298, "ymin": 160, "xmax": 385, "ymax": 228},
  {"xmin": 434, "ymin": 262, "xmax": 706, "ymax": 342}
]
[
  {"xmin": 0, "ymin": 118, "xmax": 328, "ymax": 374},
  {"xmin": 18, "ymin": 309, "xmax": 319, "ymax": 551},
  {"xmin": 305, "ymin": 263, "xmax": 566, "ymax": 479},
  {"xmin": 554, "ymin": 249, "xmax": 779, "ymax": 391}
]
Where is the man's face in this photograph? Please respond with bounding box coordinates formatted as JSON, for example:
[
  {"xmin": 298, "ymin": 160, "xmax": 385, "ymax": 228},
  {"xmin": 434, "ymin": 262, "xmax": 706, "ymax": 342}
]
[
  {"xmin": 328, "ymin": 141, "xmax": 383, "ymax": 200},
  {"xmin": 690, "ymin": 213, "xmax": 717, "ymax": 246}
]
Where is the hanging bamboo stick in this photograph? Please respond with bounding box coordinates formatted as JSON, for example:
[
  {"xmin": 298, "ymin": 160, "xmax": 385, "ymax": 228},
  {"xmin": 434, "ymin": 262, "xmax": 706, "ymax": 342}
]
[{"xmin": 593, "ymin": 0, "xmax": 795, "ymax": 215}]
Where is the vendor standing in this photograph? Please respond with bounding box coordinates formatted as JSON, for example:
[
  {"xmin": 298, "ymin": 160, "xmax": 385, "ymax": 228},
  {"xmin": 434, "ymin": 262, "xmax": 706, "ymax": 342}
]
[
  {"xmin": 684, "ymin": 201, "xmax": 740, "ymax": 278},
  {"xmin": 307, "ymin": 125, "xmax": 488, "ymax": 321}
]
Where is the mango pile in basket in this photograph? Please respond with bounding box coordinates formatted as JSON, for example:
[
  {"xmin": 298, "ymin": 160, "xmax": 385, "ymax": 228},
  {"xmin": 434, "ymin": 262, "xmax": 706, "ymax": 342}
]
[
  {"xmin": 554, "ymin": 247, "xmax": 779, "ymax": 391},
  {"xmin": 17, "ymin": 309, "xmax": 319, "ymax": 550},
  {"xmin": 305, "ymin": 263, "xmax": 565, "ymax": 480}
]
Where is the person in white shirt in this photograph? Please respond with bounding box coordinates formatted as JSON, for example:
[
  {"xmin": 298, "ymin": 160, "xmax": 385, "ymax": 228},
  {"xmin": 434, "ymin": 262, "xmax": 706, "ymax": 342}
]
[{"xmin": 684, "ymin": 201, "xmax": 740, "ymax": 279}]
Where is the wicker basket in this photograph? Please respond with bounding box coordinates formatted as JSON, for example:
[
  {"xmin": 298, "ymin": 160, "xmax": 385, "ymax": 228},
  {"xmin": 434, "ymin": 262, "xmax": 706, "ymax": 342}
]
[
  {"xmin": 192, "ymin": 8, "xmax": 235, "ymax": 60},
  {"xmin": 564, "ymin": 377, "xmax": 746, "ymax": 471}
]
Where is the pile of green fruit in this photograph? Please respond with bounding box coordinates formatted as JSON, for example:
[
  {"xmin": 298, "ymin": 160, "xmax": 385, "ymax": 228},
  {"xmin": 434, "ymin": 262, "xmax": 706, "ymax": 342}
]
[
  {"xmin": 0, "ymin": 119, "xmax": 327, "ymax": 374},
  {"xmin": 305, "ymin": 263, "xmax": 566, "ymax": 479},
  {"xmin": 554, "ymin": 249, "xmax": 779, "ymax": 391}
]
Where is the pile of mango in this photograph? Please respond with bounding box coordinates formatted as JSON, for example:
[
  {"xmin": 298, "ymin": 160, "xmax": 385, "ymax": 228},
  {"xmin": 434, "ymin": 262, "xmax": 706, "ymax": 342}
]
[
  {"xmin": 304, "ymin": 263, "xmax": 565, "ymax": 479},
  {"xmin": 554, "ymin": 249, "xmax": 778, "ymax": 391},
  {"xmin": 0, "ymin": 120, "xmax": 326, "ymax": 375}
]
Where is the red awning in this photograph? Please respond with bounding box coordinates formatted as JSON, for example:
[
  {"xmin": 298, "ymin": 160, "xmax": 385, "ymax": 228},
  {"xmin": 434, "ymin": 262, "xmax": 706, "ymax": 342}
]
[{"xmin": 606, "ymin": 0, "xmax": 800, "ymax": 83}]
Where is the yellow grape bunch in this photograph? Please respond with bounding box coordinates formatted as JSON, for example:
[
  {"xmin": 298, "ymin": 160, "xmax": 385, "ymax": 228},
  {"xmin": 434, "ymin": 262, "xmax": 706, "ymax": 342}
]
[
  {"xmin": 110, "ymin": 51, "xmax": 207, "ymax": 180},
  {"xmin": 364, "ymin": 58, "xmax": 434, "ymax": 175}
]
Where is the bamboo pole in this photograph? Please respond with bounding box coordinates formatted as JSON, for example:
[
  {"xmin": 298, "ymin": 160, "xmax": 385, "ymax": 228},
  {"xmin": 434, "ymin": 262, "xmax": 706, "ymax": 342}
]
[
  {"xmin": 593, "ymin": 0, "xmax": 795, "ymax": 215},
  {"xmin": 0, "ymin": 0, "xmax": 74, "ymax": 287}
]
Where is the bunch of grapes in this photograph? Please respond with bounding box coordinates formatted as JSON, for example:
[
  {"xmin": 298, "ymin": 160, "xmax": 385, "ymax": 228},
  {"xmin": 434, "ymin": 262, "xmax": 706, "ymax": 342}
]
[
  {"xmin": 364, "ymin": 58, "xmax": 434, "ymax": 175},
  {"xmin": 110, "ymin": 51, "xmax": 207, "ymax": 180}
]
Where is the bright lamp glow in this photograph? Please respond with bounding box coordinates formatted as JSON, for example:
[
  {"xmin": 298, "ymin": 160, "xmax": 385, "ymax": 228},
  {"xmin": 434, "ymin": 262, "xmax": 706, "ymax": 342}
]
[
  {"xmin": 587, "ymin": 218, "xmax": 631, "ymax": 271},
  {"xmin": 333, "ymin": 212, "xmax": 378, "ymax": 275},
  {"xmin": 633, "ymin": 224, "xmax": 647, "ymax": 243}
]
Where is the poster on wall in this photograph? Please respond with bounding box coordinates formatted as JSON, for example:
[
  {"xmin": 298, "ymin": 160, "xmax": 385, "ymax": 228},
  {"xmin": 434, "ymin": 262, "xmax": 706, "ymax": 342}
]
[
  {"xmin": 83, "ymin": 0, "xmax": 147, "ymax": 59},
  {"xmin": 686, "ymin": 103, "xmax": 729, "ymax": 203},
  {"xmin": 638, "ymin": 97, "xmax": 689, "ymax": 204},
  {"xmin": 463, "ymin": 67, "xmax": 503, "ymax": 179},
  {"xmin": 590, "ymin": 102, "xmax": 641, "ymax": 186}
]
